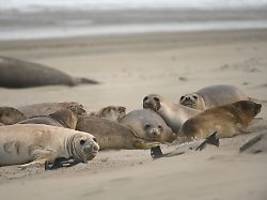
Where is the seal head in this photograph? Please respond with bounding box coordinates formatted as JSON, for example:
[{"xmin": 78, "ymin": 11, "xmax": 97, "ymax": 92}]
[{"xmin": 68, "ymin": 134, "xmax": 99, "ymax": 163}]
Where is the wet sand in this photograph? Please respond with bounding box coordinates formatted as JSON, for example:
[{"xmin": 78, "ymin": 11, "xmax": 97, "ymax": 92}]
[{"xmin": 0, "ymin": 28, "xmax": 267, "ymax": 199}]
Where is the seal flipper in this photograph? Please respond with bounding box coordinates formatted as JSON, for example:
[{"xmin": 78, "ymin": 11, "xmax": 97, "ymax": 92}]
[
  {"xmin": 74, "ymin": 77, "xmax": 100, "ymax": 85},
  {"xmin": 195, "ymin": 131, "xmax": 219, "ymax": 151},
  {"xmin": 150, "ymin": 146, "xmax": 164, "ymax": 159},
  {"xmin": 46, "ymin": 157, "xmax": 80, "ymax": 170}
]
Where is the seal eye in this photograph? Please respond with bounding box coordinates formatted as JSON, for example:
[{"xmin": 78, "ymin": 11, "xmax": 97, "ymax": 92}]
[
  {"xmin": 143, "ymin": 96, "xmax": 148, "ymax": 102},
  {"xmin": 93, "ymin": 137, "xmax": 97, "ymax": 143},
  {"xmin": 192, "ymin": 95, "xmax": 198, "ymax": 100},
  {"xmin": 80, "ymin": 139, "xmax": 86, "ymax": 145},
  {"xmin": 153, "ymin": 97, "xmax": 160, "ymax": 102},
  {"xmin": 180, "ymin": 96, "xmax": 185, "ymax": 101},
  {"xmin": 144, "ymin": 124, "xmax": 151, "ymax": 129},
  {"xmin": 158, "ymin": 125, "xmax": 163, "ymax": 130}
]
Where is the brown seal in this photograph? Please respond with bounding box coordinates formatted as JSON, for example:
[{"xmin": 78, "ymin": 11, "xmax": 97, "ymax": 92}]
[
  {"xmin": 18, "ymin": 108, "xmax": 80, "ymax": 129},
  {"xmin": 181, "ymin": 100, "xmax": 262, "ymax": 139},
  {"xmin": 143, "ymin": 94, "xmax": 200, "ymax": 133},
  {"xmin": 90, "ymin": 106, "xmax": 126, "ymax": 122},
  {"xmin": 0, "ymin": 56, "xmax": 99, "ymax": 88},
  {"xmin": 0, "ymin": 107, "xmax": 26, "ymax": 125},
  {"xmin": 18, "ymin": 102, "xmax": 86, "ymax": 118},
  {"xmin": 0, "ymin": 124, "xmax": 99, "ymax": 168},
  {"xmin": 179, "ymin": 85, "xmax": 250, "ymax": 110},
  {"xmin": 76, "ymin": 115, "xmax": 160, "ymax": 150}
]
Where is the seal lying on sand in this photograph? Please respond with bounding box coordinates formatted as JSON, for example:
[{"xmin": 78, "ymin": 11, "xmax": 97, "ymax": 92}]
[
  {"xmin": 0, "ymin": 124, "xmax": 99, "ymax": 168},
  {"xmin": 18, "ymin": 102, "xmax": 86, "ymax": 118},
  {"xmin": 18, "ymin": 109, "xmax": 79, "ymax": 129},
  {"xmin": 143, "ymin": 94, "xmax": 200, "ymax": 133},
  {"xmin": 181, "ymin": 101, "xmax": 262, "ymax": 139},
  {"xmin": 119, "ymin": 109, "xmax": 177, "ymax": 143},
  {"xmin": 0, "ymin": 56, "xmax": 99, "ymax": 88},
  {"xmin": 76, "ymin": 115, "xmax": 160, "ymax": 150},
  {"xmin": 0, "ymin": 107, "xmax": 26, "ymax": 125},
  {"xmin": 179, "ymin": 85, "xmax": 250, "ymax": 110},
  {"xmin": 90, "ymin": 106, "xmax": 126, "ymax": 122}
]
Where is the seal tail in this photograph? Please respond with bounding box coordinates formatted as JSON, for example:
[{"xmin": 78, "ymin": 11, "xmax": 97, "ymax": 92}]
[{"xmin": 195, "ymin": 131, "xmax": 220, "ymax": 151}]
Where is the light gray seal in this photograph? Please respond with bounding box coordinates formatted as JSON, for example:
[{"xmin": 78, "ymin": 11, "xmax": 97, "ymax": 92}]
[
  {"xmin": 0, "ymin": 56, "xmax": 99, "ymax": 88},
  {"xmin": 119, "ymin": 109, "xmax": 177, "ymax": 143},
  {"xmin": 179, "ymin": 85, "xmax": 250, "ymax": 110},
  {"xmin": 0, "ymin": 124, "xmax": 99, "ymax": 168}
]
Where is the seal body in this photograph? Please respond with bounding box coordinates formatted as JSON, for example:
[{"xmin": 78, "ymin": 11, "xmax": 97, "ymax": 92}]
[
  {"xmin": 0, "ymin": 124, "xmax": 99, "ymax": 167},
  {"xmin": 119, "ymin": 109, "xmax": 177, "ymax": 143},
  {"xmin": 181, "ymin": 101, "xmax": 262, "ymax": 139},
  {"xmin": 179, "ymin": 85, "xmax": 249, "ymax": 110},
  {"xmin": 90, "ymin": 106, "xmax": 126, "ymax": 122},
  {"xmin": 0, "ymin": 107, "xmax": 26, "ymax": 125},
  {"xmin": 18, "ymin": 109, "xmax": 79, "ymax": 129},
  {"xmin": 18, "ymin": 102, "xmax": 85, "ymax": 118},
  {"xmin": 0, "ymin": 56, "xmax": 99, "ymax": 88},
  {"xmin": 143, "ymin": 94, "xmax": 200, "ymax": 134},
  {"xmin": 76, "ymin": 115, "xmax": 159, "ymax": 150}
]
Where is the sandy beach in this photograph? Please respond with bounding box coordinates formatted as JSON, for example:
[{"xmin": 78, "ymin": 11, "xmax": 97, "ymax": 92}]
[{"xmin": 0, "ymin": 26, "xmax": 267, "ymax": 199}]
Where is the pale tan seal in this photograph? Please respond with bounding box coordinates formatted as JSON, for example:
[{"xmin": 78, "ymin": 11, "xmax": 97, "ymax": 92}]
[
  {"xmin": 0, "ymin": 56, "xmax": 99, "ymax": 88},
  {"xmin": 181, "ymin": 101, "xmax": 262, "ymax": 139},
  {"xmin": 0, "ymin": 124, "xmax": 99, "ymax": 168},
  {"xmin": 119, "ymin": 109, "xmax": 177, "ymax": 143},
  {"xmin": 18, "ymin": 108, "xmax": 80, "ymax": 129},
  {"xmin": 76, "ymin": 115, "xmax": 160, "ymax": 150},
  {"xmin": 179, "ymin": 85, "xmax": 250, "ymax": 110},
  {"xmin": 90, "ymin": 106, "xmax": 126, "ymax": 122},
  {"xmin": 18, "ymin": 102, "xmax": 86, "ymax": 118},
  {"xmin": 143, "ymin": 94, "xmax": 200, "ymax": 133},
  {"xmin": 0, "ymin": 107, "xmax": 26, "ymax": 125}
]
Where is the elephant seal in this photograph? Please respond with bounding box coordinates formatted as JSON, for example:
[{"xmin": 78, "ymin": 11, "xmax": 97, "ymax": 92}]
[
  {"xmin": 90, "ymin": 106, "xmax": 126, "ymax": 122},
  {"xmin": 143, "ymin": 94, "xmax": 200, "ymax": 133},
  {"xmin": 0, "ymin": 56, "xmax": 99, "ymax": 88},
  {"xmin": 119, "ymin": 109, "xmax": 177, "ymax": 143},
  {"xmin": 0, "ymin": 124, "xmax": 99, "ymax": 168},
  {"xmin": 181, "ymin": 101, "xmax": 262, "ymax": 139},
  {"xmin": 179, "ymin": 85, "xmax": 250, "ymax": 110},
  {"xmin": 76, "ymin": 115, "xmax": 160, "ymax": 150},
  {"xmin": 18, "ymin": 102, "xmax": 86, "ymax": 118},
  {"xmin": 18, "ymin": 109, "xmax": 79, "ymax": 129},
  {"xmin": 0, "ymin": 107, "xmax": 26, "ymax": 125}
]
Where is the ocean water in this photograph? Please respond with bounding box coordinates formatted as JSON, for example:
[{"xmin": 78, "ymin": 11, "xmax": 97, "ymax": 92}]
[
  {"xmin": 1, "ymin": 0, "xmax": 267, "ymax": 40},
  {"xmin": 1, "ymin": 0, "xmax": 267, "ymax": 12}
]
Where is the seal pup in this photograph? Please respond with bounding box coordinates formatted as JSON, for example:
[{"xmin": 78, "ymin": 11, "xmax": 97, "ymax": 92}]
[
  {"xmin": 0, "ymin": 107, "xmax": 26, "ymax": 125},
  {"xmin": 18, "ymin": 102, "xmax": 86, "ymax": 118},
  {"xmin": 76, "ymin": 115, "xmax": 160, "ymax": 150},
  {"xmin": 143, "ymin": 94, "xmax": 200, "ymax": 133},
  {"xmin": 119, "ymin": 109, "xmax": 177, "ymax": 143},
  {"xmin": 0, "ymin": 124, "xmax": 99, "ymax": 168},
  {"xmin": 0, "ymin": 56, "xmax": 99, "ymax": 88},
  {"xmin": 181, "ymin": 100, "xmax": 262, "ymax": 139},
  {"xmin": 18, "ymin": 108, "xmax": 79, "ymax": 129},
  {"xmin": 179, "ymin": 85, "xmax": 250, "ymax": 110},
  {"xmin": 90, "ymin": 106, "xmax": 126, "ymax": 122}
]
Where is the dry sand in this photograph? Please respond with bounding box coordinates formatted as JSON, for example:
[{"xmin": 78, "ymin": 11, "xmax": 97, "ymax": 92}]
[{"xmin": 0, "ymin": 29, "xmax": 267, "ymax": 199}]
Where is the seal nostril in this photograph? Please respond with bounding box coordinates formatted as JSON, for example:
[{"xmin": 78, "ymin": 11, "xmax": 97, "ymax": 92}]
[
  {"xmin": 93, "ymin": 145, "xmax": 99, "ymax": 152},
  {"xmin": 143, "ymin": 96, "xmax": 148, "ymax": 102},
  {"xmin": 154, "ymin": 97, "xmax": 160, "ymax": 102}
]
